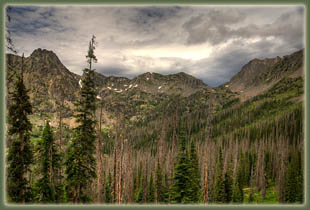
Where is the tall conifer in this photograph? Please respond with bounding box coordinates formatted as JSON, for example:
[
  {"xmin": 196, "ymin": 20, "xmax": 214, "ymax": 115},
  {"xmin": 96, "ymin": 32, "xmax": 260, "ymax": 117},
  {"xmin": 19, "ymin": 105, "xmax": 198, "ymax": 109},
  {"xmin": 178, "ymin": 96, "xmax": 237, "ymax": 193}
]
[
  {"xmin": 188, "ymin": 141, "xmax": 201, "ymax": 202},
  {"xmin": 65, "ymin": 36, "xmax": 97, "ymax": 203},
  {"xmin": 147, "ymin": 173, "xmax": 155, "ymax": 203},
  {"xmin": 169, "ymin": 128, "xmax": 192, "ymax": 203},
  {"xmin": 155, "ymin": 160, "xmax": 164, "ymax": 203},
  {"xmin": 104, "ymin": 171, "xmax": 112, "ymax": 203},
  {"xmin": 213, "ymin": 148, "xmax": 226, "ymax": 203},
  {"xmin": 224, "ymin": 162, "xmax": 233, "ymax": 203},
  {"xmin": 34, "ymin": 121, "xmax": 61, "ymax": 203},
  {"xmin": 7, "ymin": 54, "xmax": 33, "ymax": 203},
  {"xmin": 284, "ymin": 152, "xmax": 303, "ymax": 203}
]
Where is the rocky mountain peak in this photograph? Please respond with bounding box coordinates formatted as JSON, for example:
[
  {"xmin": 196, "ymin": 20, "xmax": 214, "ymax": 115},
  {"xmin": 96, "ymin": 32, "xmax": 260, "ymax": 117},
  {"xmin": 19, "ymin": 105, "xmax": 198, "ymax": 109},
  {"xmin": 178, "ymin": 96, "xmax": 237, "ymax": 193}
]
[
  {"xmin": 226, "ymin": 49, "xmax": 304, "ymax": 99},
  {"xmin": 30, "ymin": 48, "xmax": 62, "ymax": 65},
  {"xmin": 31, "ymin": 48, "xmax": 55, "ymax": 56}
]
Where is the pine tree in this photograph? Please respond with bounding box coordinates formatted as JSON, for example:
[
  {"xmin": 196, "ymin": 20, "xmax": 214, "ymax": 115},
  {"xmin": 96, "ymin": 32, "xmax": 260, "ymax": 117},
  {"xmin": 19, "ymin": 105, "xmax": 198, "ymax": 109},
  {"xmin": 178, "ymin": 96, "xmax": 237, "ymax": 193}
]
[
  {"xmin": 155, "ymin": 160, "xmax": 164, "ymax": 203},
  {"xmin": 34, "ymin": 121, "xmax": 61, "ymax": 203},
  {"xmin": 104, "ymin": 171, "xmax": 112, "ymax": 203},
  {"xmin": 169, "ymin": 128, "xmax": 192, "ymax": 204},
  {"xmin": 239, "ymin": 152, "xmax": 251, "ymax": 187},
  {"xmin": 224, "ymin": 170, "xmax": 233, "ymax": 203},
  {"xmin": 7, "ymin": 54, "xmax": 33, "ymax": 203},
  {"xmin": 295, "ymin": 152, "xmax": 303, "ymax": 203},
  {"xmin": 134, "ymin": 174, "xmax": 145, "ymax": 203},
  {"xmin": 163, "ymin": 174, "xmax": 170, "ymax": 203},
  {"xmin": 284, "ymin": 152, "xmax": 303, "ymax": 203},
  {"xmin": 188, "ymin": 141, "xmax": 201, "ymax": 203},
  {"xmin": 248, "ymin": 167, "xmax": 255, "ymax": 203},
  {"xmin": 232, "ymin": 177, "xmax": 243, "ymax": 203},
  {"xmin": 213, "ymin": 148, "xmax": 226, "ymax": 203},
  {"xmin": 65, "ymin": 35, "xmax": 98, "ymax": 203},
  {"xmin": 147, "ymin": 173, "xmax": 155, "ymax": 203}
]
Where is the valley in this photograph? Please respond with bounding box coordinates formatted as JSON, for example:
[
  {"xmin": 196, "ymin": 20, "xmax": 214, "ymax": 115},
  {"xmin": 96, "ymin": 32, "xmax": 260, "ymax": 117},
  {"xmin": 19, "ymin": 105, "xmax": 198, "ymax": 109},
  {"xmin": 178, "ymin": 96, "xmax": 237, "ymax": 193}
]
[{"xmin": 6, "ymin": 48, "xmax": 304, "ymax": 204}]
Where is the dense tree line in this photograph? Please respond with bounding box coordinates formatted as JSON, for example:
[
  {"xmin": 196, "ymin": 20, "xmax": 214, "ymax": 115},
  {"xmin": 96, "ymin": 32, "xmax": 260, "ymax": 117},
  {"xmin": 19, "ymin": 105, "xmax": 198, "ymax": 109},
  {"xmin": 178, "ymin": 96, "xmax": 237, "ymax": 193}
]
[{"xmin": 6, "ymin": 36, "xmax": 304, "ymax": 204}]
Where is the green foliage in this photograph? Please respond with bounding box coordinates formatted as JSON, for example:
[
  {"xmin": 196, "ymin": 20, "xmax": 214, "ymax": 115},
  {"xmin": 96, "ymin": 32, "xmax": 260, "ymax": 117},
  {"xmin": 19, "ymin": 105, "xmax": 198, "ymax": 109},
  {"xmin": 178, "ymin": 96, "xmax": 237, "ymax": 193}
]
[
  {"xmin": 104, "ymin": 171, "xmax": 112, "ymax": 203},
  {"xmin": 224, "ymin": 166, "xmax": 233, "ymax": 203},
  {"xmin": 7, "ymin": 71, "xmax": 33, "ymax": 203},
  {"xmin": 5, "ymin": 45, "xmax": 304, "ymax": 205},
  {"xmin": 213, "ymin": 149, "xmax": 226, "ymax": 203},
  {"xmin": 211, "ymin": 77, "xmax": 303, "ymax": 141},
  {"xmin": 134, "ymin": 173, "xmax": 145, "ymax": 203},
  {"xmin": 33, "ymin": 121, "xmax": 62, "ymax": 203},
  {"xmin": 238, "ymin": 152, "xmax": 251, "ymax": 187},
  {"xmin": 169, "ymin": 128, "xmax": 192, "ymax": 204},
  {"xmin": 65, "ymin": 36, "xmax": 98, "ymax": 203},
  {"xmin": 284, "ymin": 152, "xmax": 303, "ymax": 203},
  {"xmin": 188, "ymin": 141, "xmax": 201, "ymax": 202},
  {"xmin": 147, "ymin": 173, "xmax": 155, "ymax": 203},
  {"xmin": 232, "ymin": 178, "xmax": 243, "ymax": 203},
  {"xmin": 155, "ymin": 160, "xmax": 165, "ymax": 203},
  {"xmin": 163, "ymin": 174, "xmax": 170, "ymax": 203},
  {"xmin": 243, "ymin": 185, "xmax": 279, "ymax": 204}
]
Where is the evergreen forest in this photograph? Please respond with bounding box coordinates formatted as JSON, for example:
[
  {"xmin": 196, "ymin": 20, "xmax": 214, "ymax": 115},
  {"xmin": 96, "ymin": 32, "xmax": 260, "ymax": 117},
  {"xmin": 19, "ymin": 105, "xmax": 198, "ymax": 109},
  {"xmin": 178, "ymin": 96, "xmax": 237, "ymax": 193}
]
[{"xmin": 6, "ymin": 36, "xmax": 304, "ymax": 205}]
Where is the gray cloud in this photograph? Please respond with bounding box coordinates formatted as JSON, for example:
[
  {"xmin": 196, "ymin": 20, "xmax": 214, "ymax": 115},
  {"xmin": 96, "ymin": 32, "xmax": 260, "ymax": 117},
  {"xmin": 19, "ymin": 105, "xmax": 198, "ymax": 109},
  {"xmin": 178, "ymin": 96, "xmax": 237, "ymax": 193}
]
[
  {"xmin": 183, "ymin": 8, "xmax": 246, "ymax": 45},
  {"xmin": 6, "ymin": 5, "xmax": 304, "ymax": 86},
  {"xmin": 97, "ymin": 66, "xmax": 134, "ymax": 78},
  {"xmin": 182, "ymin": 7, "xmax": 304, "ymax": 46}
]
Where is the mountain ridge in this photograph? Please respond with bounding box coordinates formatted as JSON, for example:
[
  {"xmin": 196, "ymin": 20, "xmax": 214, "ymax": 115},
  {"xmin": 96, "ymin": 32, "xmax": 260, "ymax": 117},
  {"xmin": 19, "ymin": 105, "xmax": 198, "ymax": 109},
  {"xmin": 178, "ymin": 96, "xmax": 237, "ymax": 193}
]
[
  {"xmin": 225, "ymin": 49, "xmax": 304, "ymax": 100},
  {"xmin": 6, "ymin": 48, "xmax": 304, "ymax": 128}
]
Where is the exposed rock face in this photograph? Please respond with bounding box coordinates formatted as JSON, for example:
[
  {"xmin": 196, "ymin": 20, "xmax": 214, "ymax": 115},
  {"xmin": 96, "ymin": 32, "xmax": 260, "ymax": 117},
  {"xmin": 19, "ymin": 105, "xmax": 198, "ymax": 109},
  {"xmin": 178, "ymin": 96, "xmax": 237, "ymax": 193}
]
[
  {"xmin": 226, "ymin": 49, "xmax": 303, "ymax": 99},
  {"xmin": 6, "ymin": 49, "xmax": 79, "ymax": 115},
  {"xmin": 6, "ymin": 48, "xmax": 304, "ymax": 126},
  {"xmin": 228, "ymin": 57, "xmax": 281, "ymax": 92},
  {"xmin": 6, "ymin": 48, "xmax": 209, "ymax": 107}
]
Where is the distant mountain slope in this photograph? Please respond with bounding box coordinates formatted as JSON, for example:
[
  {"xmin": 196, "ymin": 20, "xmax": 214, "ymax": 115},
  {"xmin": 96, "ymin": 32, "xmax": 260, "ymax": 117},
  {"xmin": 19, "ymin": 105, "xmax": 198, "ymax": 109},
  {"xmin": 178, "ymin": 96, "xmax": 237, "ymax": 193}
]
[
  {"xmin": 6, "ymin": 48, "xmax": 304, "ymax": 128},
  {"xmin": 6, "ymin": 48, "xmax": 212, "ymax": 126},
  {"xmin": 6, "ymin": 49, "xmax": 80, "ymax": 115},
  {"xmin": 225, "ymin": 49, "xmax": 304, "ymax": 100}
]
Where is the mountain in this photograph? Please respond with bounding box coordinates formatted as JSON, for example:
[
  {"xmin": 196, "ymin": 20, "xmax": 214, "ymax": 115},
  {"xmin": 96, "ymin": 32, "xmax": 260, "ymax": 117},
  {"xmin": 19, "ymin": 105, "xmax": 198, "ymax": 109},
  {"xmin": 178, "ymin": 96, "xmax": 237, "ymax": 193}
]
[
  {"xmin": 6, "ymin": 48, "xmax": 304, "ymax": 129},
  {"xmin": 7, "ymin": 48, "xmax": 79, "ymax": 112},
  {"xmin": 6, "ymin": 48, "xmax": 212, "ymax": 127},
  {"xmin": 6, "ymin": 48, "xmax": 304, "ymax": 204},
  {"xmin": 225, "ymin": 49, "xmax": 304, "ymax": 100}
]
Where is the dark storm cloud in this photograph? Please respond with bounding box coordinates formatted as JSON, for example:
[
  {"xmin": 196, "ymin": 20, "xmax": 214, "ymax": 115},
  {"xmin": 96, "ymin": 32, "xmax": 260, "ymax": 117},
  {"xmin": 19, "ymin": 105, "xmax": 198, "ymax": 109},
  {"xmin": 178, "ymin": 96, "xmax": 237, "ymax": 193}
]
[
  {"xmin": 183, "ymin": 7, "xmax": 304, "ymax": 46},
  {"xmin": 182, "ymin": 8, "xmax": 246, "ymax": 45},
  {"xmin": 200, "ymin": 48, "xmax": 257, "ymax": 86},
  {"xmin": 97, "ymin": 66, "xmax": 135, "ymax": 79},
  {"xmin": 132, "ymin": 6, "xmax": 181, "ymax": 26}
]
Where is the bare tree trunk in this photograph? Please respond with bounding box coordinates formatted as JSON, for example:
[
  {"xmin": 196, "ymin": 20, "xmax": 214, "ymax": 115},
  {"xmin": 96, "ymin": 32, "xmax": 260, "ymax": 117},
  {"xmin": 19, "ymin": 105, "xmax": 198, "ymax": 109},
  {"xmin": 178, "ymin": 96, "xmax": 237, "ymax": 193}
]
[
  {"xmin": 203, "ymin": 141, "xmax": 209, "ymax": 204},
  {"xmin": 261, "ymin": 140, "xmax": 266, "ymax": 200},
  {"xmin": 96, "ymin": 104, "xmax": 104, "ymax": 203},
  {"xmin": 118, "ymin": 140, "xmax": 124, "ymax": 204},
  {"xmin": 113, "ymin": 146, "xmax": 117, "ymax": 203},
  {"xmin": 128, "ymin": 146, "xmax": 133, "ymax": 203}
]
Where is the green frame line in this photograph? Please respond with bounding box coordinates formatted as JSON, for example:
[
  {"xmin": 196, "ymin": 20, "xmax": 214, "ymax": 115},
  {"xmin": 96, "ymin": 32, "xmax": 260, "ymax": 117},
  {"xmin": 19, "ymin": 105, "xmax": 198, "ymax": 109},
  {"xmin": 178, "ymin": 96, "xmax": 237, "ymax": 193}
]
[{"xmin": 0, "ymin": 0, "xmax": 309, "ymax": 210}]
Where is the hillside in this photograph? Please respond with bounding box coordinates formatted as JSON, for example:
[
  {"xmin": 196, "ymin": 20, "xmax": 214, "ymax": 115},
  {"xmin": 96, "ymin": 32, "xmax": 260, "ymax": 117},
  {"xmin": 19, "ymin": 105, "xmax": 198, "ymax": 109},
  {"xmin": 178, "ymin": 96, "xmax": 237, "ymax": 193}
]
[
  {"xmin": 6, "ymin": 48, "xmax": 214, "ymax": 127},
  {"xmin": 6, "ymin": 48, "xmax": 304, "ymax": 130},
  {"xmin": 5, "ymin": 48, "xmax": 304, "ymax": 204},
  {"xmin": 225, "ymin": 49, "xmax": 304, "ymax": 100}
]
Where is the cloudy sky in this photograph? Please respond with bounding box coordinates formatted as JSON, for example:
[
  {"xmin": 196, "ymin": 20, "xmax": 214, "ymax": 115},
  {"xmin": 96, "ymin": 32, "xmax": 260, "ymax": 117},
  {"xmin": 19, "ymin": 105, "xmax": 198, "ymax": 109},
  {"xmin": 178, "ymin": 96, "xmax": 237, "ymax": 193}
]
[{"xmin": 6, "ymin": 5, "xmax": 304, "ymax": 86}]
